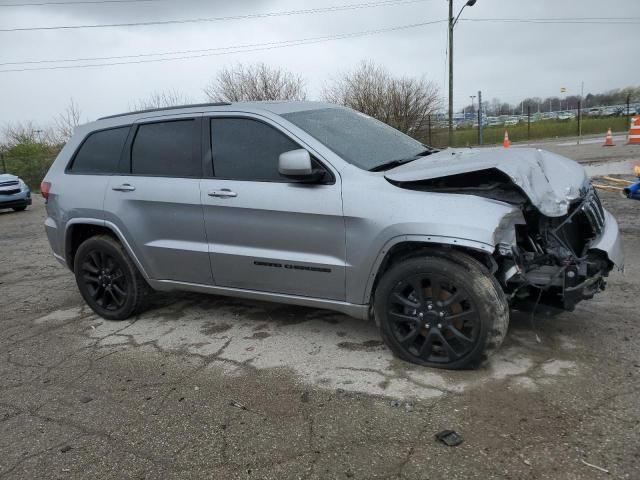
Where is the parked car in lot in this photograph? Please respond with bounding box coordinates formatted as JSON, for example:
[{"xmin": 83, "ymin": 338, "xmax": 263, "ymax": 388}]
[
  {"xmin": 587, "ymin": 107, "xmax": 601, "ymax": 117},
  {"xmin": 42, "ymin": 102, "xmax": 624, "ymax": 369},
  {"xmin": 602, "ymin": 106, "xmax": 623, "ymax": 117},
  {"xmin": 0, "ymin": 173, "xmax": 31, "ymax": 211},
  {"xmin": 557, "ymin": 111, "xmax": 576, "ymax": 121}
]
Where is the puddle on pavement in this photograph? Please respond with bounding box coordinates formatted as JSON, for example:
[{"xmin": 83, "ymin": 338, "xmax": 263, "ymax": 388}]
[{"xmin": 585, "ymin": 158, "xmax": 639, "ymax": 176}]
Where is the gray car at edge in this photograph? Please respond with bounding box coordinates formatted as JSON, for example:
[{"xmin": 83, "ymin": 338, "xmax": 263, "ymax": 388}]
[{"xmin": 42, "ymin": 101, "xmax": 624, "ymax": 369}]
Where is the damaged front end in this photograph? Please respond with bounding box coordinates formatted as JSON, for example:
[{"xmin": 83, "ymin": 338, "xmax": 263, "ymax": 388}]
[
  {"xmin": 385, "ymin": 148, "xmax": 624, "ymax": 312},
  {"xmin": 496, "ymin": 185, "xmax": 614, "ymax": 311}
]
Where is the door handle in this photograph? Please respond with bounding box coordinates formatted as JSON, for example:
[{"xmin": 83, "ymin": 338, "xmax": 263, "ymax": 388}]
[
  {"xmin": 112, "ymin": 184, "xmax": 136, "ymax": 192},
  {"xmin": 208, "ymin": 188, "xmax": 237, "ymax": 198}
]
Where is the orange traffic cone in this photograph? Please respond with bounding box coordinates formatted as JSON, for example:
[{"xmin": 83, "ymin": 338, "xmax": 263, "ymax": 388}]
[
  {"xmin": 628, "ymin": 116, "xmax": 640, "ymax": 144},
  {"xmin": 503, "ymin": 131, "xmax": 510, "ymax": 148},
  {"xmin": 603, "ymin": 128, "xmax": 615, "ymax": 146}
]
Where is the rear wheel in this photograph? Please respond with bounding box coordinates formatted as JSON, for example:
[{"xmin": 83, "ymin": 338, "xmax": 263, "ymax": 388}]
[
  {"xmin": 74, "ymin": 235, "xmax": 148, "ymax": 320},
  {"xmin": 374, "ymin": 252, "xmax": 509, "ymax": 369},
  {"xmin": 12, "ymin": 206, "xmax": 27, "ymax": 212}
]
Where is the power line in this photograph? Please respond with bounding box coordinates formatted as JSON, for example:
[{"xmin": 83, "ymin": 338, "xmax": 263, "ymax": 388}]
[
  {"xmin": 0, "ymin": 19, "xmax": 447, "ymax": 73},
  {"xmin": 0, "ymin": 0, "xmax": 432, "ymax": 32},
  {"xmin": 0, "ymin": 0, "xmax": 161, "ymax": 6},
  {"xmin": 461, "ymin": 17, "xmax": 640, "ymax": 25},
  {"xmin": 1, "ymin": 31, "xmax": 392, "ymax": 66}
]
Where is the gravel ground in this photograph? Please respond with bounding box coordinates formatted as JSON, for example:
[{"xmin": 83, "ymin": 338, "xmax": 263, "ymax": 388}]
[{"xmin": 0, "ymin": 182, "xmax": 639, "ymax": 478}]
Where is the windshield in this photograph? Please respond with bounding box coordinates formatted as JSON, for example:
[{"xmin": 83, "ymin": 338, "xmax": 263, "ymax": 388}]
[{"xmin": 282, "ymin": 107, "xmax": 428, "ymax": 171}]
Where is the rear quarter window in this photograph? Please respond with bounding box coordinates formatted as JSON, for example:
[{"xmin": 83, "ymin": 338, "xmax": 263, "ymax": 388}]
[
  {"xmin": 68, "ymin": 126, "xmax": 130, "ymax": 174},
  {"xmin": 130, "ymin": 120, "xmax": 199, "ymax": 177}
]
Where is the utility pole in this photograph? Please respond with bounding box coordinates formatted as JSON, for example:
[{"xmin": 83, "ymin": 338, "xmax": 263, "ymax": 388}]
[
  {"xmin": 448, "ymin": 0, "xmax": 477, "ymax": 148},
  {"xmin": 627, "ymin": 94, "xmax": 631, "ymax": 118},
  {"xmin": 527, "ymin": 105, "xmax": 531, "ymax": 140},
  {"xmin": 578, "ymin": 99, "xmax": 582, "ymax": 140},
  {"xmin": 578, "ymin": 81, "xmax": 584, "ymax": 144},
  {"xmin": 0, "ymin": 153, "xmax": 6, "ymax": 174},
  {"xmin": 448, "ymin": 0, "xmax": 454, "ymax": 147},
  {"xmin": 477, "ymin": 90, "xmax": 483, "ymax": 145}
]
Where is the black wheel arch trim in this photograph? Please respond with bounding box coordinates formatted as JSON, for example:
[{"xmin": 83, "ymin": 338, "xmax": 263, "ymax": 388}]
[{"xmin": 64, "ymin": 218, "xmax": 151, "ymax": 280}]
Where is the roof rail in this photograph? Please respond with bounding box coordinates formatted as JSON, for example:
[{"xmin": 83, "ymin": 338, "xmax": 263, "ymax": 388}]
[{"xmin": 98, "ymin": 102, "xmax": 232, "ymax": 120}]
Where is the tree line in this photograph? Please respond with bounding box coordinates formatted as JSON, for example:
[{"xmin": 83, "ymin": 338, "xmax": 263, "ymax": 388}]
[
  {"xmin": 2, "ymin": 61, "xmax": 638, "ymax": 151},
  {"xmin": 462, "ymin": 86, "xmax": 640, "ymax": 116}
]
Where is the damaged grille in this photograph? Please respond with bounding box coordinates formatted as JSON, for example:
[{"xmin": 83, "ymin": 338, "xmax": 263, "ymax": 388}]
[
  {"xmin": 551, "ymin": 188, "xmax": 605, "ymax": 256},
  {"xmin": 580, "ymin": 188, "xmax": 605, "ymax": 236}
]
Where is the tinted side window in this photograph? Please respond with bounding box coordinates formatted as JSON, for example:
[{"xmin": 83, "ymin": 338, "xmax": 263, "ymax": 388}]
[
  {"xmin": 131, "ymin": 120, "xmax": 199, "ymax": 177},
  {"xmin": 69, "ymin": 127, "xmax": 129, "ymax": 174},
  {"xmin": 211, "ymin": 118, "xmax": 299, "ymax": 181}
]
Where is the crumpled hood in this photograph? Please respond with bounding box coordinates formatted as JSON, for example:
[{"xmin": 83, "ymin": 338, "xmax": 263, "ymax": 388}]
[{"xmin": 385, "ymin": 147, "xmax": 589, "ymax": 217}]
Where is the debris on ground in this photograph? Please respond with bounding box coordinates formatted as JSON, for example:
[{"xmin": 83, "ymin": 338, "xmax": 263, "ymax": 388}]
[
  {"xmin": 435, "ymin": 430, "xmax": 464, "ymax": 447},
  {"xmin": 390, "ymin": 399, "xmax": 401, "ymax": 408},
  {"xmin": 60, "ymin": 445, "xmax": 72, "ymax": 453},
  {"xmin": 229, "ymin": 400, "xmax": 248, "ymax": 411},
  {"xmin": 580, "ymin": 459, "xmax": 609, "ymax": 474},
  {"xmin": 301, "ymin": 391, "xmax": 310, "ymax": 403},
  {"xmin": 79, "ymin": 396, "xmax": 93, "ymax": 404}
]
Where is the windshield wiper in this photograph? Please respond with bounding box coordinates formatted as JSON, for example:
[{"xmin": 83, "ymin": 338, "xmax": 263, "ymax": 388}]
[{"xmin": 368, "ymin": 148, "xmax": 436, "ymax": 172}]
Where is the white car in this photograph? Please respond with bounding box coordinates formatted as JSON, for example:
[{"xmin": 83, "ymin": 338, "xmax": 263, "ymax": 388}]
[{"xmin": 557, "ymin": 111, "xmax": 575, "ymax": 121}]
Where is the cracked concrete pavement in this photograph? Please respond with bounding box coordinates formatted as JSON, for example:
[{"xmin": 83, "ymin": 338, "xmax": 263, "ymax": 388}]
[{"xmin": 0, "ymin": 193, "xmax": 639, "ymax": 479}]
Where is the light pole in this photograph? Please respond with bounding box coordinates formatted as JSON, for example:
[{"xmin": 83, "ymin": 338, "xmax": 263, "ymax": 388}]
[
  {"xmin": 469, "ymin": 94, "xmax": 476, "ymax": 124},
  {"xmin": 448, "ymin": 0, "xmax": 476, "ymax": 147}
]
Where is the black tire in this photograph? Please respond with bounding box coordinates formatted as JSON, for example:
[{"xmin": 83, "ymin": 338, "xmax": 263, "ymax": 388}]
[
  {"xmin": 74, "ymin": 235, "xmax": 149, "ymax": 320},
  {"xmin": 12, "ymin": 206, "xmax": 27, "ymax": 212},
  {"xmin": 374, "ymin": 251, "xmax": 509, "ymax": 369}
]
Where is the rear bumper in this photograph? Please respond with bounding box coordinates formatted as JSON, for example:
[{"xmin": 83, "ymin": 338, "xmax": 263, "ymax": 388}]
[{"xmin": 0, "ymin": 189, "xmax": 32, "ymax": 209}]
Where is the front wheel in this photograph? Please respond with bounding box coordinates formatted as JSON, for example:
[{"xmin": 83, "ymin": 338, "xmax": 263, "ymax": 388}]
[
  {"xmin": 374, "ymin": 252, "xmax": 509, "ymax": 369},
  {"xmin": 74, "ymin": 235, "xmax": 148, "ymax": 320},
  {"xmin": 12, "ymin": 206, "xmax": 27, "ymax": 212}
]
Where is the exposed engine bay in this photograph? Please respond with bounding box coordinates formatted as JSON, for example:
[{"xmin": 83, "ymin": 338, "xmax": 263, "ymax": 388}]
[{"xmin": 389, "ymin": 167, "xmax": 614, "ymax": 312}]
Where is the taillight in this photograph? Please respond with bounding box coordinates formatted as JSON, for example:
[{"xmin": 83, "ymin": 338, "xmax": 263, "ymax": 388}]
[{"xmin": 40, "ymin": 181, "xmax": 51, "ymax": 200}]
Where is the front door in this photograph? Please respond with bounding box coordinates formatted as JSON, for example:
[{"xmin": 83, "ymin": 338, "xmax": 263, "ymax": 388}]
[
  {"xmin": 200, "ymin": 116, "xmax": 346, "ymax": 300},
  {"xmin": 104, "ymin": 116, "xmax": 212, "ymax": 285}
]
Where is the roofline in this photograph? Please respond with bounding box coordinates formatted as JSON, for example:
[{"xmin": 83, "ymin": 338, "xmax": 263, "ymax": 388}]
[{"xmin": 98, "ymin": 102, "xmax": 232, "ymax": 120}]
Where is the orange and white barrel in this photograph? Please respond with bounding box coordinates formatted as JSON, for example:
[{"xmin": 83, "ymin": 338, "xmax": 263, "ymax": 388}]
[{"xmin": 628, "ymin": 116, "xmax": 640, "ymax": 145}]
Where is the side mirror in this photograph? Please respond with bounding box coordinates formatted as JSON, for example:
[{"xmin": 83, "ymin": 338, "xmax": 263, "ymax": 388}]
[{"xmin": 278, "ymin": 149, "xmax": 325, "ymax": 182}]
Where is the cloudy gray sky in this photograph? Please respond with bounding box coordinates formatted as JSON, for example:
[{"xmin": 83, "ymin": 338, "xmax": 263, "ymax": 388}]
[{"xmin": 1, "ymin": 0, "xmax": 638, "ymax": 126}]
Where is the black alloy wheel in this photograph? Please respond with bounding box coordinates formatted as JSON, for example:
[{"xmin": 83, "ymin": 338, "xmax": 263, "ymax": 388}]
[
  {"xmin": 387, "ymin": 274, "xmax": 479, "ymax": 365},
  {"xmin": 74, "ymin": 235, "xmax": 148, "ymax": 320},
  {"xmin": 80, "ymin": 250, "xmax": 128, "ymax": 312},
  {"xmin": 374, "ymin": 252, "xmax": 509, "ymax": 369}
]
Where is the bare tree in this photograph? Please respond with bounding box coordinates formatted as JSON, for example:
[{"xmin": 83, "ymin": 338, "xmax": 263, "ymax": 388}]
[
  {"xmin": 54, "ymin": 98, "xmax": 81, "ymax": 143},
  {"xmin": 130, "ymin": 89, "xmax": 193, "ymax": 111},
  {"xmin": 204, "ymin": 63, "xmax": 306, "ymax": 102},
  {"xmin": 2, "ymin": 121, "xmax": 56, "ymax": 147},
  {"xmin": 323, "ymin": 61, "xmax": 390, "ymax": 121},
  {"xmin": 322, "ymin": 61, "xmax": 441, "ymax": 135}
]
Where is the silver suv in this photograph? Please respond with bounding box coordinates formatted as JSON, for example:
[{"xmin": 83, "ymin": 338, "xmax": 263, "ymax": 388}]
[{"xmin": 42, "ymin": 102, "xmax": 623, "ymax": 369}]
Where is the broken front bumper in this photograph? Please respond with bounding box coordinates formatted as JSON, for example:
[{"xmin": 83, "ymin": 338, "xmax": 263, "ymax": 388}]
[
  {"xmin": 505, "ymin": 206, "xmax": 624, "ymax": 312},
  {"xmin": 589, "ymin": 209, "xmax": 624, "ymax": 270}
]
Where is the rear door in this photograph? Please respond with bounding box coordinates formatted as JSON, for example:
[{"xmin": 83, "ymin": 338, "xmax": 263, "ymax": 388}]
[
  {"xmin": 200, "ymin": 115, "xmax": 346, "ymax": 300},
  {"xmin": 103, "ymin": 115, "xmax": 212, "ymax": 285}
]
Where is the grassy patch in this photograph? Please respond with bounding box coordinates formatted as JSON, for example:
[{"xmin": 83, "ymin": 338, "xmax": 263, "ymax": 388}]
[{"xmin": 423, "ymin": 116, "xmax": 632, "ymax": 148}]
